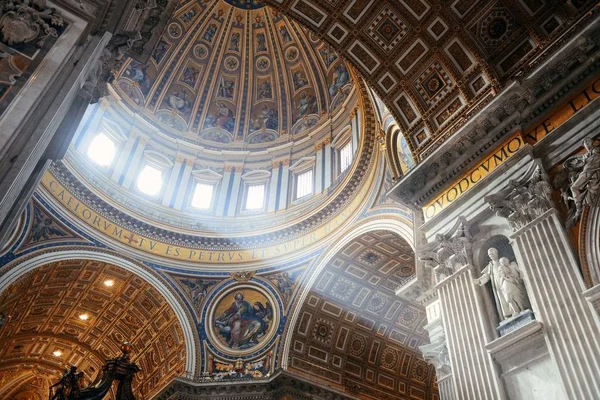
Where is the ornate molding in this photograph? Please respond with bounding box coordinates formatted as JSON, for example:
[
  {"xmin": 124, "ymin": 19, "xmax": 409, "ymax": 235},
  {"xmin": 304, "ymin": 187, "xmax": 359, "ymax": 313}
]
[{"xmin": 485, "ymin": 163, "xmax": 553, "ymax": 232}]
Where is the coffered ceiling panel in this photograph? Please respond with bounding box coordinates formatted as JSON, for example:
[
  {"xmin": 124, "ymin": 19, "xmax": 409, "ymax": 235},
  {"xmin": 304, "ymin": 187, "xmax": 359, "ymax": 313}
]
[
  {"xmin": 289, "ymin": 230, "xmax": 438, "ymax": 399},
  {"xmin": 261, "ymin": 0, "xmax": 596, "ymax": 160},
  {"xmin": 0, "ymin": 260, "xmax": 186, "ymax": 399}
]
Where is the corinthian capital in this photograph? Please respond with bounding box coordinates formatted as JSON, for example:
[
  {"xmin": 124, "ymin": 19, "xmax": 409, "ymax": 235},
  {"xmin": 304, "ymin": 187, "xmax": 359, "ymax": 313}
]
[
  {"xmin": 485, "ymin": 163, "xmax": 553, "ymax": 232},
  {"xmin": 419, "ymin": 217, "xmax": 472, "ymax": 282}
]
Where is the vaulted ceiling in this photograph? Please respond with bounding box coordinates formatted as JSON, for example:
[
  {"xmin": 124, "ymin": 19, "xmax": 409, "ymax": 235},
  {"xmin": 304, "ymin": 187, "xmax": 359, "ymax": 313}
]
[
  {"xmin": 289, "ymin": 230, "xmax": 437, "ymax": 399},
  {"xmin": 260, "ymin": 0, "xmax": 596, "ymax": 161},
  {"xmin": 0, "ymin": 260, "xmax": 186, "ymax": 399}
]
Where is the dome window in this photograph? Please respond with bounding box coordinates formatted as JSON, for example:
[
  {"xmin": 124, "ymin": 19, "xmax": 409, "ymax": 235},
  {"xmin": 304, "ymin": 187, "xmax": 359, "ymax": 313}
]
[
  {"xmin": 86, "ymin": 132, "xmax": 117, "ymax": 167},
  {"xmin": 137, "ymin": 164, "xmax": 164, "ymax": 197},
  {"xmin": 296, "ymin": 169, "xmax": 313, "ymax": 199},
  {"xmin": 339, "ymin": 141, "xmax": 353, "ymax": 173},
  {"xmin": 246, "ymin": 184, "xmax": 266, "ymax": 210},
  {"xmin": 192, "ymin": 183, "xmax": 215, "ymax": 210}
]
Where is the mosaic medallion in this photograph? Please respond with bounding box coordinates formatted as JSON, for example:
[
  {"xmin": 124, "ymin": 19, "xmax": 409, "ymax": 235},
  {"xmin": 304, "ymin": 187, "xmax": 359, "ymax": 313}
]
[
  {"xmin": 285, "ymin": 47, "xmax": 299, "ymax": 62},
  {"xmin": 193, "ymin": 44, "xmax": 209, "ymax": 59},
  {"xmin": 167, "ymin": 22, "xmax": 183, "ymax": 39},
  {"xmin": 224, "ymin": 56, "xmax": 240, "ymax": 71},
  {"xmin": 255, "ymin": 56, "xmax": 271, "ymax": 71},
  {"xmin": 207, "ymin": 284, "xmax": 279, "ymax": 356}
]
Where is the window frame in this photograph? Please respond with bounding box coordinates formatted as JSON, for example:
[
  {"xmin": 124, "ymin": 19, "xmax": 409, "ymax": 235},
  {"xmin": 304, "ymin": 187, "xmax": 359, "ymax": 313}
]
[
  {"xmin": 187, "ymin": 169, "xmax": 223, "ymax": 213},
  {"xmin": 240, "ymin": 170, "xmax": 271, "ymax": 214},
  {"xmin": 289, "ymin": 156, "xmax": 316, "ymax": 204},
  {"xmin": 134, "ymin": 150, "xmax": 173, "ymax": 199}
]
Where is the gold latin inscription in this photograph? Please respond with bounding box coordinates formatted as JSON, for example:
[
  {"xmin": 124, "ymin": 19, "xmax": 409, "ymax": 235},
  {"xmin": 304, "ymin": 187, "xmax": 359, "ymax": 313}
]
[{"xmin": 423, "ymin": 133, "xmax": 525, "ymax": 221}]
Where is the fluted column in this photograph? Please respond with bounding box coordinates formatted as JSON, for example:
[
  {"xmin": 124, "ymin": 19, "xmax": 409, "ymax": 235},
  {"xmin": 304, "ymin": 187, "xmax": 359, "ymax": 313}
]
[
  {"xmin": 511, "ymin": 209, "xmax": 600, "ymax": 399},
  {"xmin": 436, "ymin": 264, "xmax": 505, "ymax": 400},
  {"xmin": 420, "ymin": 300, "xmax": 457, "ymax": 400}
]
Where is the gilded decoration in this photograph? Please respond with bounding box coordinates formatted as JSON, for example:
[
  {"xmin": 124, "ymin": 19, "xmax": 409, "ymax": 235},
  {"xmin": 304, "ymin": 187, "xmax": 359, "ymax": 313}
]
[
  {"xmin": 206, "ymin": 283, "xmax": 280, "ymax": 357},
  {"xmin": 114, "ymin": 0, "xmax": 355, "ymax": 148},
  {"xmin": 0, "ymin": 260, "xmax": 186, "ymax": 399}
]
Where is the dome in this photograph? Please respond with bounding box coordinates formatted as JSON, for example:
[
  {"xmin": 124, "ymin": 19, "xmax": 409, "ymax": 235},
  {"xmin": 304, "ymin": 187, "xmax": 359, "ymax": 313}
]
[
  {"xmin": 114, "ymin": 0, "xmax": 354, "ymax": 149},
  {"xmin": 59, "ymin": 0, "xmax": 381, "ymax": 265}
]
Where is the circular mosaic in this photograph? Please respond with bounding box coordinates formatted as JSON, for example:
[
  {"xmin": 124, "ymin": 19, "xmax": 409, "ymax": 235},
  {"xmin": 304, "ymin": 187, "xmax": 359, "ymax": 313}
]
[
  {"xmin": 207, "ymin": 284, "xmax": 279, "ymax": 356},
  {"xmin": 193, "ymin": 44, "xmax": 209, "ymax": 59},
  {"xmin": 255, "ymin": 56, "xmax": 271, "ymax": 71},
  {"xmin": 168, "ymin": 22, "xmax": 183, "ymax": 39},
  {"xmin": 224, "ymin": 56, "xmax": 240, "ymax": 71},
  {"xmin": 285, "ymin": 47, "xmax": 299, "ymax": 62}
]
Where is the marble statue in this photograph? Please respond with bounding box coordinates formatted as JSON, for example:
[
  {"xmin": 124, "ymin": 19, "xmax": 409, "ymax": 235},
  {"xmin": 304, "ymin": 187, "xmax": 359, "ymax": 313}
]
[
  {"xmin": 563, "ymin": 137, "xmax": 600, "ymax": 227},
  {"xmin": 475, "ymin": 248, "xmax": 530, "ymax": 320}
]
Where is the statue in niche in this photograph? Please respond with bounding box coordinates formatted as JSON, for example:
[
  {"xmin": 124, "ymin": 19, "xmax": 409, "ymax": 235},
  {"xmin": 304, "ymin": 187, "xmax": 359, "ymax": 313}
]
[
  {"xmin": 475, "ymin": 248, "xmax": 530, "ymax": 320},
  {"xmin": 557, "ymin": 137, "xmax": 600, "ymax": 228}
]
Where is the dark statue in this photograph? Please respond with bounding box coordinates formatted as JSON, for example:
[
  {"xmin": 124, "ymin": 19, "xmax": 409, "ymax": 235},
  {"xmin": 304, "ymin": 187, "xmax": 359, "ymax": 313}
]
[{"xmin": 48, "ymin": 342, "xmax": 140, "ymax": 400}]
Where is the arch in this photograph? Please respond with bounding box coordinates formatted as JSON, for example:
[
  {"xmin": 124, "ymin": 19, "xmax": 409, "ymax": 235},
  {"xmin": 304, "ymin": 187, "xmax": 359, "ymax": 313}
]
[
  {"xmin": 282, "ymin": 214, "xmax": 414, "ymax": 368},
  {"xmin": 0, "ymin": 249, "xmax": 197, "ymax": 374}
]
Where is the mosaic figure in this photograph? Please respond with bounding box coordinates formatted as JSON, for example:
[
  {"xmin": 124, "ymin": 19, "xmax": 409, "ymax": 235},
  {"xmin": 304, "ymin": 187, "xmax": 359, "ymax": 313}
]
[
  {"xmin": 166, "ymin": 89, "xmax": 193, "ymax": 115},
  {"xmin": 31, "ymin": 208, "xmax": 64, "ymax": 242},
  {"xmin": 256, "ymin": 33, "xmax": 267, "ymax": 52},
  {"xmin": 295, "ymin": 92, "xmax": 317, "ymax": 120},
  {"xmin": 256, "ymin": 79, "xmax": 272, "ymax": 100},
  {"xmin": 152, "ymin": 41, "xmax": 168, "ymax": 64},
  {"xmin": 214, "ymin": 292, "xmax": 272, "ymax": 350},
  {"xmin": 329, "ymin": 63, "xmax": 350, "ymax": 97},
  {"xmin": 180, "ymin": 279, "xmax": 216, "ymax": 310},
  {"xmin": 252, "ymin": 105, "xmax": 278, "ymax": 130},
  {"xmin": 124, "ymin": 61, "xmax": 152, "ymax": 95},
  {"xmin": 229, "ymin": 32, "xmax": 240, "ymax": 52},
  {"xmin": 280, "ymin": 25, "xmax": 292, "ymax": 43},
  {"xmin": 205, "ymin": 102, "xmax": 236, "ymax": 132},
  {"xmin": 292, "ymin": 70, "xmax": 308, "ymax": 91},
  {"xmin": 218, "ymin": 77, "xmax": 235, "ymax": 99},
  {"xmin": 204, "ymin": 24, "xmax": 218, "ymax": 42},
  {"xmin": 320, "ymin": 48, "xmax": 338, "ymax": 67},
  {"xmin": 182, "ymin": 9, "xmax": 196, "ymax": 23},
  {"xmin": 181, "ymin": 65, "xmax": 199, "ymax": 88}
]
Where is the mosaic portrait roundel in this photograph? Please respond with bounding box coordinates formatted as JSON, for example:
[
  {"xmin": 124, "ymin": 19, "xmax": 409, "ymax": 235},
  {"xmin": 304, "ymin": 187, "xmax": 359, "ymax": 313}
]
[{"xmin": 207, "ymin": 284, "xmax": 279, "ymax": 356}]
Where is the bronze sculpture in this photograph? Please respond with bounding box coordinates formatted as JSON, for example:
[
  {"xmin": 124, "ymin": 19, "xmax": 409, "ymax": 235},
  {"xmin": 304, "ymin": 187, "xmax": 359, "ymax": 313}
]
[{"xmin": 49, "ymin": 342, "xmax": 140, "ymax": 400}]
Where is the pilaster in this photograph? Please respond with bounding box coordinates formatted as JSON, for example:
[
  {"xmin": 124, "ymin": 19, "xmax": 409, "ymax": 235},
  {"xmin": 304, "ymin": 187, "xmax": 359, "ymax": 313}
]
[
  {"xmin": 510, "ymin": 209, "xmax": 600, "ymax": 399},
  {"xmin": 278, "ymin": 159, "xmax": 290, "ymax": 211},
  {"xmin": 486, "ymin": 162, "xmax": 600, "ymax": 399},
  {"xmin": 121, "ymin": 137, "xmax": 147, "ymax": 189},
  {"xmin": 268, "ymin": 161, "xmax": 281, "ymax": 213},
  {"xmin": 173, "ymin": 158, "xmax": 195, "ymax": 210},
  {"xmin": 162, "ymin": 155, "xmax": 187, "ymax": 207},
  {"xmin": 216, "ymin": 165, "xmax": 234, "ymax": 217}
]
